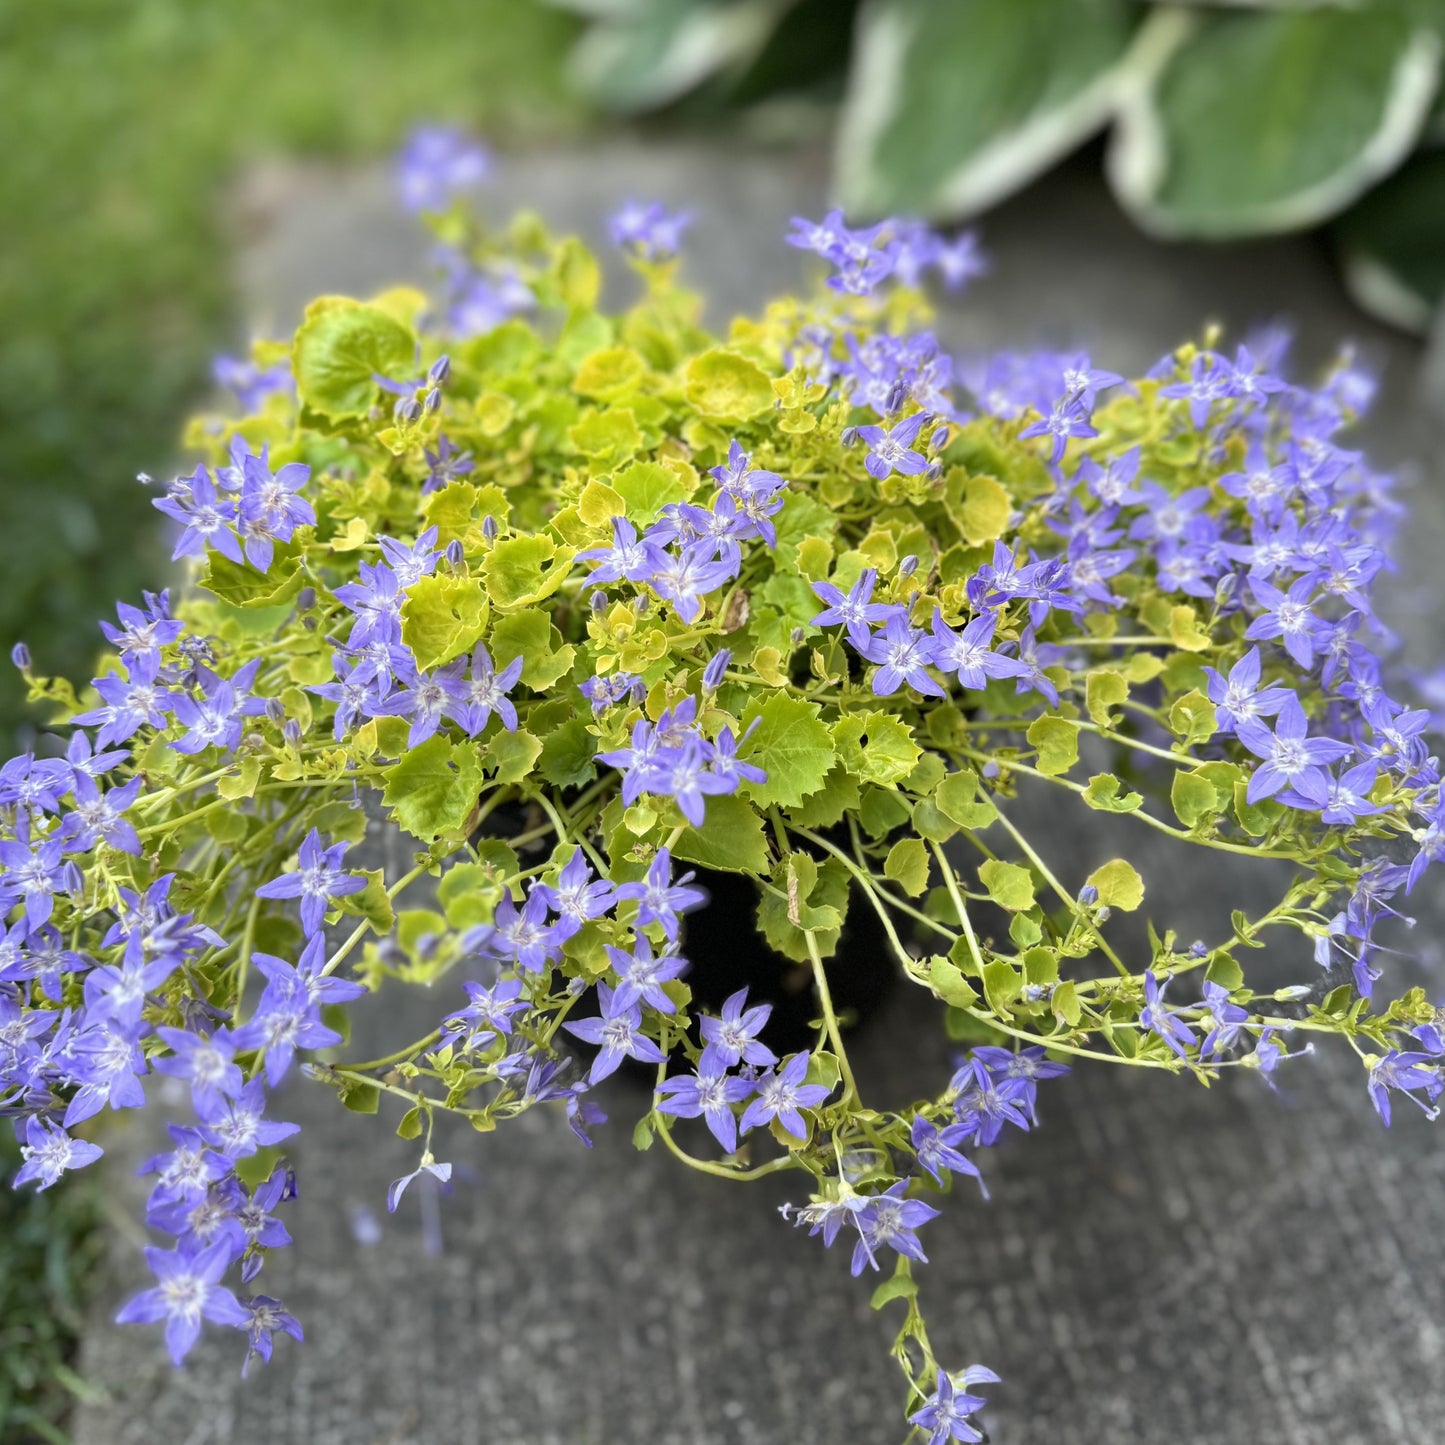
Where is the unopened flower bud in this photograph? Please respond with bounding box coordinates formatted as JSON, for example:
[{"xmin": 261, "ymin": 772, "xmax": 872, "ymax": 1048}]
[
  {"xmin": 590, "ymin": 590, "xmax": 607, "ymax": 614},
  {"xmin": 702, "ymin": 649, "xmax": 731, "ymax": 691},
  {"xmin": 396, "ymin": 396, "xmax": 423, "ymax": 426},
  {"xmin": 1095, "ymin": 905, "xmax": 1112, "ymax": 923},
  {"xmin": 428, "ymin": 355, "xmax": 451, "ymax": 387},
  {"xmin": 445, "ymin": 539, "xmax": 465, "ymax": 568},
  {"xmin": 297, "ymin": 587, "xmax": 316, "ymax": 612},
  {"xmin": 840, "ymin": 426, "xmax": 858, "ymax": 448},
  {"xmin": 981, "ymin": 760, "xmax": 1001, "ymax": 780},
  {"xmin": 283, "ymin": 719, "xmax": 302, "ymax": 748},
  {"xmin": 481, "ymin": 515, "xmax": 498, "ymax": 541},
  {"xmin": 790, "ymin": 627, "xmax": 805, "ymax": 646},
  {"xmin": 1273, "ymin": 985, "xmax": 1312, "ymax": 1002},
  {"xmin": 424, "ymin": 387, "xmax": 441, "ymax": 414},
  {"xmin": 1214, "ymin": 572, "xmax": 1239, "ymax": 607},
  {"xmin": 930, "ymin": 425, "xmax": 949, "ymax": 452},
  {"xmin": 265, "ymin": 698, "xmax": 286, "ymax": 726},
  {"xmin": 635, "ymin": 596, "xmax": 650, "ymax": 616},
  {"xmin": 885, "ymin": 380, "xmax": 910, "ymax": 415},
  {"xmin": 898, "ymin": 554, "xmax": 919, "ymax": 578},
  {"xmin": 924, "ymin": 459, "xmax": 944, "ymax": 481},
  {"xmin": 10, "ymin": 642, "xmax": 30, "ymax": 671},
  {"xmin": 1077, "ymin": 883, "xmax": 1099, "ymax": 907}
]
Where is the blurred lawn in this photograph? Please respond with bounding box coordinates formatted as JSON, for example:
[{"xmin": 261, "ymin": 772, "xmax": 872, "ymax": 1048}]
[
  {"xmin": 0, "ymin": 0, "xmax": 579, "ymax": 742},
  {"xmin": 0, "ymin": 3, "xmax": 576, "ymax": 1434},
  {"xmin": 1, "ymin": 1131, "xmax": 105, "ymax": 1444}
]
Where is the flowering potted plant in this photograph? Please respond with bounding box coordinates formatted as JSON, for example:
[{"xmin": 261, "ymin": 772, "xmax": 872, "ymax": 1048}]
[{"xmin": 4, "ymin": 129, "xmax": 1443, "ymax": 1442}]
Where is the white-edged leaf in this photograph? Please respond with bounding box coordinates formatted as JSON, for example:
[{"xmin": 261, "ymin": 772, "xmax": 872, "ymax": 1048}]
[
  {"xmin": 1109, "ymin": 6, "xmax": 1441, "ymax": 238},
  {"xmin": 568, "ymin": 0, "xmax": 787, "ymax": 112},
  {"xmin": 835, "ymin": 0, "xmax": 1142, "ymax": 220},
  {"xmin": 1337, "ymin": 148, "xmax": 1445, "ymax": 333}
]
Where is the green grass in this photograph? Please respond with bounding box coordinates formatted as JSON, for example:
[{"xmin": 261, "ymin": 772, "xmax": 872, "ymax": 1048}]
[
  {"xmin": 0, "ymin": 1133, "xmax": 106, "ymax": 1444},
  {"xmin": 0, "ymin": 0, "xmax": 579, "ymax": 742},
  {"xmin": 0, "ymin": 4, "xmax": 576, "ymax": 1434}
]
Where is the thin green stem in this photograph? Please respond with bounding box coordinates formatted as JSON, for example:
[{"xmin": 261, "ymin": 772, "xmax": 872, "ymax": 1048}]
[{"xmin": 804, "ymin": 927, "xmax": 861, "ymax": 1106}]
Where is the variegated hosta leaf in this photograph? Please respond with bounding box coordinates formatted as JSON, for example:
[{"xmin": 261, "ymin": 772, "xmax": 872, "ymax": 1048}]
[
  {"xmin": 835, "ymin": 0, "xmax": 1142, "ymax": 220},
  {"xmin": 566, "ymin": 0, "xmax": 791, "ymax": 112},
  {"xmin": 1109, "ymin": 5, "xmax": 1442, "ymax": 238},
  {"xmin": 1336, "ymin": 147, "xmax": 1445, "ymax": 333}
]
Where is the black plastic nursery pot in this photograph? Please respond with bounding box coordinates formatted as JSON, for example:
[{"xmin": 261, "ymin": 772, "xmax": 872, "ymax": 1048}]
[{"xmin": 677, "ymin": 860, "xmax": 897, "ymax": 1061}]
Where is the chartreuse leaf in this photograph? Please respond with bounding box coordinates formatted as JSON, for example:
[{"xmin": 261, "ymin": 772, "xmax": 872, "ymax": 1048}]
[
  {"xmin": 549, "ymin": 237, "xmax": 601, "ymax": 310},
  {"xmin": 935, "ymin": 770, "xmax": 998, "ymax": 830},
  {"xmin": 832, "ymin": 712, "xmax": 921, "ymax": 786},
  {"xmin": 337, "ymin": 868, "xmax": 394, "ymax": 935},
  {"xmin": 201, "ymin": 539, "xmax": 305, "ymax": 610},
  {"xmin": 673, "ymin": 793, "xmax": 769, "ymax": 875},
  {"xmin": 757, "ymin": 853, "xmax": 848, "ymax": 962},
  {"xmin": 1110, "ymin": 6, "xmax": 1440, "ymax": 238},
  {"xmin": 955, "ymin": 473, "xmax": 1012, "ymax": 546},
  {"xmin": 537, "ymin": 718, "xmax": 599, "ymax": 789},
  {"xmin": 569, "ymin": 407, "xmax": 643, "ymax": 461},
  {"xmin": 1233, "ymin": 782, "xmax": 1285, "ymax": 838},
  {"xmin": 1087, "ymin": 858, "xmax": 1144, "ymax": 912},
  {"xmin": 837, "ymin": 0, "xmax": 1141, "ymax": 218},
  {"xmin": 915, "ymin": 953, "xmax": 980, "ymax": 1008},
  {"xmin": 423, "ymin": 483, "xmax": 479, "ymax": 546},
  {"xmin": 577, "ymin": 478, "xmax": 626, "ymax": 528},
  {"xmin": 911, "ymin": 796, "xmax": 957, "ymax": 844},
  {"xmin": 437, "ymin": 861, "xmax": 507, "ymax": 932},
  {"xmin": 982, "ymin": 960, "xmax": 1022, "ymax": 1013},
  {"xmin": 1169, "ymin": 690, "xmax": 1215, "ymax": 746},
  {"xmin": 1085, "ymin": 669, "xmax": 1128, "ymax": 726},
  {"xmin": 1052, "ymin": 980, "xmax": 1082, "ymax": 1027},
  {"xmin": 381, "ymin": 736, "xmax": 482, "ymax": 842},
  {"xmin": 1205, "ymin": 951, "xmax": 1244, "ymax": 993},
  {"xmin": 683, "ymin": 349, "xmax": 775, "ymax": 421},
  {"xmin": 490, "ymin": 610, "xmax": 575, "ymax": 690},
  {"xmin": 979, "ymin": 859, "xmax": 1034, "ymax": 912},
  {"xmin": 571, "ymin": 345, "xmax": 647, "ymax": 399},
  {"xmin": 217, "ymin": 756, "xmax": 261, "ymax": 801},
  {"xmin": 1168, "ymin": 605, "xmax": 1212, "ymax": 653},
  {"xmin": 1084, "ymin": 773, "xmax": 1143, "ymax": 813},
  {"xmin": 292, "ymin": 297, "xmax": 416, "ymax": 418},
  {"xmin": 884, "ymin": 838, "xmax": 931, "ymax": 897},
  {"xmin": 485, "ymin": 730, "xmax": 543, "ymax": 786},
  {"xmin": 482, "ymin": 536, "xmax": 576, "ymax": 607},
  {"xmin": 1171, "ymin": 769, "xmax": 1220, "ymax": 828},
  {"xmin": 612, "ymin": 459, "xmax": 691, "ymax": 522},
  {"xmin": 858, "ymin": 786, "xmax": 911, "ymax": 839},
  {"xmin": 739, "ymin": 696, "xmax": 835, "ymax": 808},
  {"xmin": 870, "ymin": 1257, "xmax": 919, "ymax": 1311},
  {"xmin": 787, "ymin": 765, "xmax": 862, "ymax": 830},
  {"xmin": 338, "ymin": 1078, "xmax": 381, "ymax": 1114},
  {"xmin": 400, "ymin": 573, "xmax": 489, "ymax": 671},
  {"xmin": 1026, "ymin": 715, "xmax": 1079, "ymax": 776}
]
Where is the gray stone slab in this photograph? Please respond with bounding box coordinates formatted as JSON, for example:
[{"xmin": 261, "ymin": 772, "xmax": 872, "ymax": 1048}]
[{"xmin": 73, "ymin": 139, "xmax": 1445, "ymax": 1445}]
